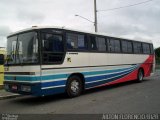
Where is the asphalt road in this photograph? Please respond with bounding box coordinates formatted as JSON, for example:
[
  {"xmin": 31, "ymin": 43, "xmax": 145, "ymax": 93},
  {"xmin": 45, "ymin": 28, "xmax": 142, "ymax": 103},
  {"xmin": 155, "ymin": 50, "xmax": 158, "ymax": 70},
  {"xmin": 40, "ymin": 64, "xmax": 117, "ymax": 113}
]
[{"xmin": 0, "ymin": 70, "xmax": 160, "ymax": 114}]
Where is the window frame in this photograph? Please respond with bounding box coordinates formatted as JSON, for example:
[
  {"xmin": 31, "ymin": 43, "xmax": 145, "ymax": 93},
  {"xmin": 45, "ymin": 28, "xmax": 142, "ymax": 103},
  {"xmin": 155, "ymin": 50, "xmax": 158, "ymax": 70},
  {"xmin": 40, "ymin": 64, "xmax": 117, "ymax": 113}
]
[{"xmin": 40, "ymin": 30, "xmax": 66, "ymax": 65}]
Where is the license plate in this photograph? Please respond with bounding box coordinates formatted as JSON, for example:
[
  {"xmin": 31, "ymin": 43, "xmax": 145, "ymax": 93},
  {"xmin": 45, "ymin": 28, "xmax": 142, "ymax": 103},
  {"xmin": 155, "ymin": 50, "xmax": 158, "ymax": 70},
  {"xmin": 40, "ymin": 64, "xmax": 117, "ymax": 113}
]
[
  {"xmin": 12, "ymin": 85, "xmax": 17, "ymax": 90},
  {"xmin": 4, "ymin": 67, "xmax": 9, "ymax": 71}
]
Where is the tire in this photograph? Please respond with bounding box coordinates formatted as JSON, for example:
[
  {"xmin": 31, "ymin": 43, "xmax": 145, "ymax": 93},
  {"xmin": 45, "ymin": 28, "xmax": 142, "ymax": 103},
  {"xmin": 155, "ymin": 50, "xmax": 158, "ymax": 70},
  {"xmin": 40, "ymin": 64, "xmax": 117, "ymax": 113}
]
[
  {"xmin": 66, "ymin": 76, "xmax": 83, "ymax": 98},
  {"xmin": 137, "ymin": 69, "xmax": 144, "ymax": 82}
]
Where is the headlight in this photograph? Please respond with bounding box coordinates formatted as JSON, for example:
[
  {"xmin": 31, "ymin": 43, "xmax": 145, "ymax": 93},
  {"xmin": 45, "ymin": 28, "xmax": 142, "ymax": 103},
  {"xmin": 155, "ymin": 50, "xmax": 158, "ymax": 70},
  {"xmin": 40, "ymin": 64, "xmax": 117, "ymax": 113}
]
[{"xmin": 4, "ymin": 84, "xmax": 9, "ymax": 90}]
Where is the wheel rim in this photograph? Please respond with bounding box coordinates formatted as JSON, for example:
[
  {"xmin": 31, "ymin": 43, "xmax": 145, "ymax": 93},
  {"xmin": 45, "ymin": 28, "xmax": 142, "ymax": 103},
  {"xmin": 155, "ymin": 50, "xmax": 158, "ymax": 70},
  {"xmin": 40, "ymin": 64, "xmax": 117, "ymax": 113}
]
[
  {"xmin": 139, "ymin": 71, "xmax": 143, "ymax": 81},
  {"xmin": 70, "ymin": 80, "xmax": 79, "ymax": 93}
]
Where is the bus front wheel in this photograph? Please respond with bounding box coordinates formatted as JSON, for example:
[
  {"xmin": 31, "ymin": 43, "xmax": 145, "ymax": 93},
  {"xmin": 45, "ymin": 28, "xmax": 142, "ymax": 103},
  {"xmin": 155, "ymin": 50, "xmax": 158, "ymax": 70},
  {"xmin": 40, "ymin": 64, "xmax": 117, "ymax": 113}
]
[{"xmin": 66, "ymin": 76, "xmax": 82, "ymax": 97}]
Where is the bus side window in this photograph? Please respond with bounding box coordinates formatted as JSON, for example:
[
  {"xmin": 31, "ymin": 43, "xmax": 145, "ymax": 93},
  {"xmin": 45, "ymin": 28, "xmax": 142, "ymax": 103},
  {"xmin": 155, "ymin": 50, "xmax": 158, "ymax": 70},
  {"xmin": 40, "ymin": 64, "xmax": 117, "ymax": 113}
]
[
  {"xmin": 122, "ymin": 40, "xmax": 133, "ymax": 53},
  {"xmin": 43, "ymin": 34, "xmax": 63, "ymax": 52},
  {"xmin": 42, "ymin": 33, "xmax": 64, "ymax": 64},
  {"xmin": 0, "ymin": 54, "xmax": 4, "ymax": 65},
  {"xmin": 143, "ymin": 43, "xmax": 150, "ymax": 54},
  {"xmin": 66, "ymin": 33, "xmax": 87, "ymax": 51},
  {"xmin": 133, "ymin": 42, "xmax": 142, "ymax": 54}
]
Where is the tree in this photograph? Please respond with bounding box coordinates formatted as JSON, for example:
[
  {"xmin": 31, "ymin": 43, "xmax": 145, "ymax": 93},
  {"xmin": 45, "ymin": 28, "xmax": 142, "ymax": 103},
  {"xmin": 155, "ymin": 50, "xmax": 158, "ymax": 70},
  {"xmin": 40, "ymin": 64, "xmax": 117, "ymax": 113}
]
[
  {"xmin": 155, "ymin": 47, "xmax": 160, "ymax": 57},
  {"xmin": 155, "ymin": 47, "xmax": 160, "ymax": 64}
]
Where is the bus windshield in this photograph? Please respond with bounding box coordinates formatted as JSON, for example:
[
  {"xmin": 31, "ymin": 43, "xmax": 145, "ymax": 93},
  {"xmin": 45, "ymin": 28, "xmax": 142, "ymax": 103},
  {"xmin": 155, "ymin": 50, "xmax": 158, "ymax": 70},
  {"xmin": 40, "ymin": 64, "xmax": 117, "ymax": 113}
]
[{"xmin": 6, "ymin": 31, "xmax": 38, "ymax": 65}]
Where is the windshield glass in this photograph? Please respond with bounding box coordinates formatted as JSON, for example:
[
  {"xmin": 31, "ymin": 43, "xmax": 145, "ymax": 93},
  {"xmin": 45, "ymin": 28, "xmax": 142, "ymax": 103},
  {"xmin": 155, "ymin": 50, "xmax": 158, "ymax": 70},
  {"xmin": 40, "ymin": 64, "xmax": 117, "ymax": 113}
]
[{"xmin": 6, "ymin": 31, "xmax": 38, "ymax": 65}]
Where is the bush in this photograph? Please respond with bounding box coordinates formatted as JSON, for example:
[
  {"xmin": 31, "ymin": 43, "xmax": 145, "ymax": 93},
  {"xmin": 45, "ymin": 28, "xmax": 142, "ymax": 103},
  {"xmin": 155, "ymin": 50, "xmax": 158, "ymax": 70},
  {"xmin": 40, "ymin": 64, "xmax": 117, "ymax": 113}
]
[{"xmin": 155, "ymin": 47, "xmax": 160, "ymax": 65}]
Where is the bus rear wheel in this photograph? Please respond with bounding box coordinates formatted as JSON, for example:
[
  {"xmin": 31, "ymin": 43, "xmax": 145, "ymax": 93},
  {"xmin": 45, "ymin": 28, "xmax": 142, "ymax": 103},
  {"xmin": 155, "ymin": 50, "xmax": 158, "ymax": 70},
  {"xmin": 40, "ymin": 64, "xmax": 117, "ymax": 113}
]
[
  {"xmin": 137, "ymin": 69, "xmax": 144, "ymax": 82},
  {"xmin": 66, "ymin": 76, "xmax": 82, "ymax": 98}
]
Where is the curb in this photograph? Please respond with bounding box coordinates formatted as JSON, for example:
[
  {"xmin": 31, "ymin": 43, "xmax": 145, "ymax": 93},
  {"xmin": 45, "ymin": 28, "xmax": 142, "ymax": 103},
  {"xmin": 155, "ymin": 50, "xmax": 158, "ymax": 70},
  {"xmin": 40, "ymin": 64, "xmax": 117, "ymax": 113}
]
[{"xmin": 0, "ymin": 94, "xmax": 21, "ymax": 100}]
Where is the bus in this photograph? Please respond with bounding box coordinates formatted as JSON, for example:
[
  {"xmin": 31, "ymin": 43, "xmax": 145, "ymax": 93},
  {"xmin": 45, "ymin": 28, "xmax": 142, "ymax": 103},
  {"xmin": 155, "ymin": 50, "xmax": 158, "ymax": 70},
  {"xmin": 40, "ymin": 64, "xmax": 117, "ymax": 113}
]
[
  {"xmin": 0, "ymin": 47, "xmax": 5, "ymax": 89},
  {"xmin": 4, "ymin": 26, "xmax": 155, "ymax": 97}
]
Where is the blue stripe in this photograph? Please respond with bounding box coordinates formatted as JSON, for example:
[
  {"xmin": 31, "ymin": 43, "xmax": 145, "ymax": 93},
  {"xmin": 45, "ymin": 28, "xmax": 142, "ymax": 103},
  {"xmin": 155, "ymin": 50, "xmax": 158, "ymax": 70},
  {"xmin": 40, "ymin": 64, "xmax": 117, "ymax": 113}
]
[
  {"xmin": 85, "ymin": 68, "xmax": 134, "ymax": 83},
  {"xmin": 83, "ymin": 66, "xmax": 134, "ymax": 76},
  {"xmin": 85, "ymin": 69, "xmax": 133, "ymax": 88}
]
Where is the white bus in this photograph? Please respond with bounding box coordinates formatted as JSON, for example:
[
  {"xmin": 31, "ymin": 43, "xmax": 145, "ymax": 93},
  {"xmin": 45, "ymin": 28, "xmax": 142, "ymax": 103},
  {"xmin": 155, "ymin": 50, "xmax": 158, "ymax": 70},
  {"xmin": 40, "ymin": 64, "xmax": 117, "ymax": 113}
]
[{"xmin": 4, "ymin": 26, "xmax": 155, "ymax": 97}]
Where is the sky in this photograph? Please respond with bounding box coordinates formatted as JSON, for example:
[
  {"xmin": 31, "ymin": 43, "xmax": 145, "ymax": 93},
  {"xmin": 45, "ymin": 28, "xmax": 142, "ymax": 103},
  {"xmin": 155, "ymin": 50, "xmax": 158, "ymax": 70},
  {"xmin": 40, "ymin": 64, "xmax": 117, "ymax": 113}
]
[{"xmin": 0, "ymin": 0, "xmax": 160, "ymax": 48}]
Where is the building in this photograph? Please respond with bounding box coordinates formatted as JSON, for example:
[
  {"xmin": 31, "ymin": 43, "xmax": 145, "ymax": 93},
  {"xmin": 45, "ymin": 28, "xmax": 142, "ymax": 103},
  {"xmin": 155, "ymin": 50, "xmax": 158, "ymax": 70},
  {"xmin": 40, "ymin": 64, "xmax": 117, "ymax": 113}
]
[{"xmin": 0, "ymin": 47, "xmax": 5, "ymax": 89}]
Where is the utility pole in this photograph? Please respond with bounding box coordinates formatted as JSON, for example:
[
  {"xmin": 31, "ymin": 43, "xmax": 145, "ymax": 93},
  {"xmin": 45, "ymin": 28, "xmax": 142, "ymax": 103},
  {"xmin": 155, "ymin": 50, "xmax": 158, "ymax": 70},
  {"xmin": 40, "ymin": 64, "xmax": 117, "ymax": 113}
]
[
  {"xmin": 94, "ymin": 0, "xmax": 98, "ymax": 32},
  {"xmin": 75, "ymin": 0, "xmax": 98, "ymax": 32}
]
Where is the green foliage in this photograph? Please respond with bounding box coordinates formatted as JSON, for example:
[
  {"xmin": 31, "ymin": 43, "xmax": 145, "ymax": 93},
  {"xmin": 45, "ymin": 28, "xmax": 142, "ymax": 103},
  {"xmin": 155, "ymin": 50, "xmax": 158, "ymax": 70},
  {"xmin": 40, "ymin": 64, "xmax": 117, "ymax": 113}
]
[
  {"xmin": 155, "ymin": 47, "xmax": 160, "ymax": 65},
  {"xmin": 155, "ymin": 47, "xmax": 160, "ymax": 57}
]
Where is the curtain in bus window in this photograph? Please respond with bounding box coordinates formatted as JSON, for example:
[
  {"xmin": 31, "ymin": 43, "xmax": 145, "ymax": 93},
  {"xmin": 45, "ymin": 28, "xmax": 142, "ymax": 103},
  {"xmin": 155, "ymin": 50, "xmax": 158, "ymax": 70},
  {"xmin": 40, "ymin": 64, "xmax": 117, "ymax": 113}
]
[
  {"xmin": 67, "ymin": 33, "xmax": 78, "ymax": 49},
  {"xmin": 114, "ymin": 40, "xmax": 120, "ymax": 52},
  {"xmin": 122, "ymin": 41, "xmax": 128, "ymax": 53},
  {"xmin": 127, "ymin": 41, "xmax": 133, "ymax": 53},
  {"xmin": 143, "ymin": 43, "xmax": 150, "ymax": 54},
  {"xmin": 90, "ymin": 36, "xmax": 97, "ymax": 50},
  {"xmin": 133, "ymin": 42, "xmax": 142, "ymax": 54},
  {"xmin": 96, "ymin": 37, "xmax": 106, "ymax": 51},
  {"xmin": 78, "ymin": 35, "xmax": 86, "ymax": 50},
  {"xmin": 67, "ymin": 33, "xmax": 87, "ymax": 50},
  {"xmin": 109, "ymin": 39, "xmax": 115, "ymax": 52},
  {"xmin": 122, "ymin": 41, "xmax": 133, "ymax": 53},
  {"xmin": 43, "ymin": 34, "xmax": 63, "ymax": 52}
]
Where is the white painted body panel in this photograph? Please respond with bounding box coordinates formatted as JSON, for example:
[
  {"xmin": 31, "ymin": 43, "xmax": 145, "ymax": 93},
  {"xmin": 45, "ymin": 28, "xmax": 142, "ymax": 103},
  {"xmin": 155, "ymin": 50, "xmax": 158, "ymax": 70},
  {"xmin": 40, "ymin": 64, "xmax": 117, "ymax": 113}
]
[{"xmin": 41, "ymin": 52, "xmax": 149, "ymax": 69}]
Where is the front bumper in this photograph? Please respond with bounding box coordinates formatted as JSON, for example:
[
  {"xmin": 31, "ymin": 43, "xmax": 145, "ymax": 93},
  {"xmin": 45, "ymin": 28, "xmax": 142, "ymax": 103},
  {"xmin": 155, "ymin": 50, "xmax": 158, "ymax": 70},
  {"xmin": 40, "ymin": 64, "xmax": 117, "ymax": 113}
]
[{"xmin": 4, "ymin": 81, "xmax": 41, "ymax": 95}]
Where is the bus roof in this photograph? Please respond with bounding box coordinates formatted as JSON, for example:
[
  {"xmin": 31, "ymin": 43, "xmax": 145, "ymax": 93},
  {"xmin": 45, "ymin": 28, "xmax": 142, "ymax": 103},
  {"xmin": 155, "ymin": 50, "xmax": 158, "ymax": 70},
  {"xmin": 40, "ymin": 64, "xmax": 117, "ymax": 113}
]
[{"xmin": 8, "ymin": 26, "xmax": 152, "ymax": 43}]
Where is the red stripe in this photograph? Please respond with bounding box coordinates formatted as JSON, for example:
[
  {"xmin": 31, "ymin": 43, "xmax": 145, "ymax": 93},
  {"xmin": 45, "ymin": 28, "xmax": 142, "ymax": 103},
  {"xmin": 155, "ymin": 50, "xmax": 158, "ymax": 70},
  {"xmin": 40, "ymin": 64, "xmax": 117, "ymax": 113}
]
[{"xmin": 88, "ymin": 55, "xmax": 154, "ymax": 89}]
